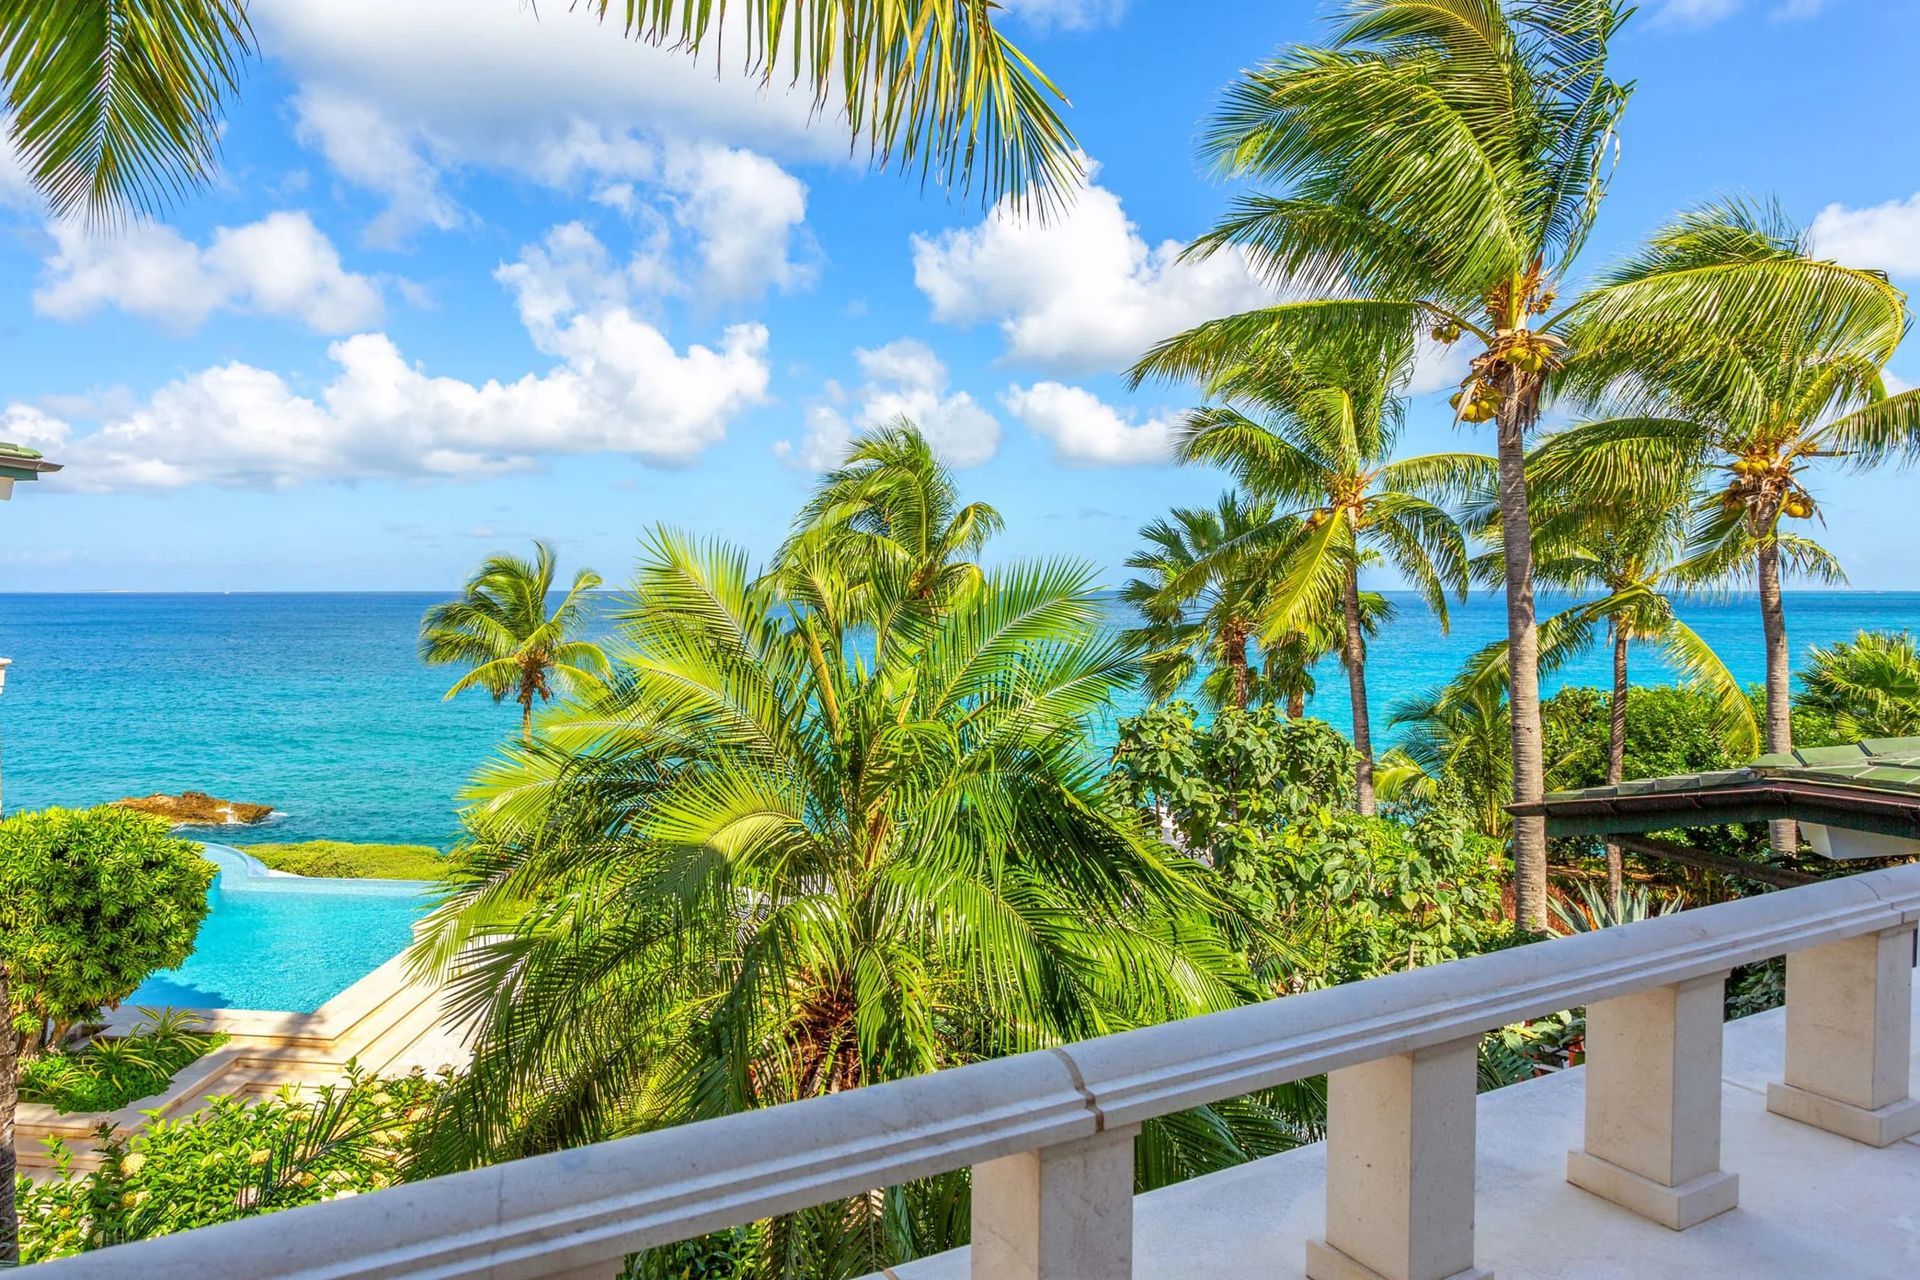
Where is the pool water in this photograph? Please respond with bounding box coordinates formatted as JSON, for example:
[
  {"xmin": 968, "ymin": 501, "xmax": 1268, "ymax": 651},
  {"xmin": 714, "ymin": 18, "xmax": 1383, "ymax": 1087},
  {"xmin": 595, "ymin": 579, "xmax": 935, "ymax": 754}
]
[{"xmin": 130, "ymin": 845, "xmax": 432, "ymax": 1013}]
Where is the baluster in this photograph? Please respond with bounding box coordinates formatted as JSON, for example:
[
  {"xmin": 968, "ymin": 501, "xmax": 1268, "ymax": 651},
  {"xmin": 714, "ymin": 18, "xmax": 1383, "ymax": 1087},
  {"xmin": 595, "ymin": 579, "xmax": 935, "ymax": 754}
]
[
  {"xmin": 1566, "ymin": 974, "xmax": 1738, "ymax": 1230},
  {"xmin": 1306, "ymin": 1036, "xmax": 1491, "ymax": 1280},
  {"xmin": 1767, "ymin": 922, "xmax": 1920, "ymax": 1147},
  {"xmin": 971, "ymin": 1125, "xmax": 1138, "ymax": 1280}
]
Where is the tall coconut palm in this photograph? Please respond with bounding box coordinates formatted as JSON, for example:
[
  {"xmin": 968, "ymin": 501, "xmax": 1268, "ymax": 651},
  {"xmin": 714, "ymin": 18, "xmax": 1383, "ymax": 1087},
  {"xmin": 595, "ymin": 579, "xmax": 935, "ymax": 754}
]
[
  {"xmin": 2, "ymin": 2, "xmax": 1078, "ymax": 223},
  {"xmin": 1159, "ymin": 0, "xmax": 1632, "ymax": 921},
  {"xmin": 1135, "ymin": 321, "xmax": 1486, "ymax": 815},
  {"xmin": 409, "ymin": 530, "xmax": 1277, "ymax": 1273},
  {"xmin": 1547, "ymin": 201, "xmax": 1918, "ymax": 851},
  {"xmin": 1796, "ymin": 631, "xmax": 1920, "ymax": 741},
  {"xmin": 783, "ymin": 419, "xmax": 1003, "ymax": 608},
  {"xmin": 1164, "ymin": 5, "xmax": 1892, "ymax": 923},
  {"xmin": 419, "ymin": 543, "xmax": 609, "ymax": 745}
]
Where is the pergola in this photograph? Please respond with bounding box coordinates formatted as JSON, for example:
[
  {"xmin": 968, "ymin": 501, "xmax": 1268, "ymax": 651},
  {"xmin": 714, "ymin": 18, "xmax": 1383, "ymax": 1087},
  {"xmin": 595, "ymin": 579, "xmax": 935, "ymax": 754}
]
[
  {"xmin": 1510, "ymin": 739, "xmax": 1920, "ymax": 887},
  {"xmin": 0, "ymin": 439, "xmax": 63, "ymax": 500}
]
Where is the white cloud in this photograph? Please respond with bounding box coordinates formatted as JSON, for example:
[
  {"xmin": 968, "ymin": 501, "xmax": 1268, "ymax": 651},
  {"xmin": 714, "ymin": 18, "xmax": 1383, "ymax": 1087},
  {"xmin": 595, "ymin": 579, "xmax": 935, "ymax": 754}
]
[
  {"xmin": 35, "ymin": 212, "xmax": 384, "ymax": 335},
  {"xmin": 911, "ymin": 167, "xmax": 1274, "ymax": 373},
  {"xmin": 999, "ymin": 0, "xmax": 1128, "ymax": 30},
  {"xmin": 780, "ymin": 339, "xmax": 999, "ymax": 470},
  {"xmin": 0, "ymin": 124, "xmax": 40, "ymax": 212},
  {"xmin": 1651, "ymin": 0, "xmax": 1742, "ymax": 25},
  {"xmin": 15, "ymin": 224, "xmax": 770, "ymax": 490},
  {"xmin": 660, "ymin": 144, "xmax": 814, "ymax": 299},
  {"xmin": 1001, "ymin": 382, "xmax": 1180, "ymax": 467},
  {"xmin": 1, "ymin": 404, "xmax": 72, "ymax": 453},
  {"xmin": 256, "ymin": 0, "xmax": 837, "ymax": 250},
  {"xmin": 1810, "ymin": 193, "xmax": 1920, "ymax": 278}
]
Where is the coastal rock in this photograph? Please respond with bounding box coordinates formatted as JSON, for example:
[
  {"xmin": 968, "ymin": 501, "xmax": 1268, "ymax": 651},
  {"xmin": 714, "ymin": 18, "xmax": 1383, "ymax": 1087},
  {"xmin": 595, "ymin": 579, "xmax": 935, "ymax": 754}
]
[{"xmin": 116, "ymin": 791, "xmax": 274, "ymax": 827}]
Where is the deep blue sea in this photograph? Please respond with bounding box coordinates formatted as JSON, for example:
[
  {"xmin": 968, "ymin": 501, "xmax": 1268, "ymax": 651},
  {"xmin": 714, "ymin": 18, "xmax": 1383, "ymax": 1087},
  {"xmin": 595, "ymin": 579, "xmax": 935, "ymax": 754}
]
[{"xmin": 1, "ymin": 591, "xmax": 1917, "ymax": 848}]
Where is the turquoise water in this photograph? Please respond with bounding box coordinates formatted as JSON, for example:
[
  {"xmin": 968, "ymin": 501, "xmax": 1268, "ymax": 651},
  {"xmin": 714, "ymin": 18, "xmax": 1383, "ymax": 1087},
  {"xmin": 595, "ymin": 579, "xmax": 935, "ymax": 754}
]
[
  {"xmin": 129, "ymin": 845, "xmax": 431, "ymax": 1012},
  {"xmin": 1, "ymin": 591, "xmax": 1918, "ymax": 848}
]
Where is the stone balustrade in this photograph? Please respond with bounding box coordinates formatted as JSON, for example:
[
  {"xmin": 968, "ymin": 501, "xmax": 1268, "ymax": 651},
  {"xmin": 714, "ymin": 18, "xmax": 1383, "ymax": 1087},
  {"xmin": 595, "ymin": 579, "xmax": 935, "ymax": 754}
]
[{"xmin": 30, "ymin": 862, "xmax": 1920, "ymax": 1280}]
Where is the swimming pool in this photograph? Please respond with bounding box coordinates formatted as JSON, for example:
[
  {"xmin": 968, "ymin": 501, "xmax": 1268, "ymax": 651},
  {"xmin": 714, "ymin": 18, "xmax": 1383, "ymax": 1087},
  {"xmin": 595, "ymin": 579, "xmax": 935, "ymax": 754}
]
[{"xmin": 130, "ymin": 845, "xmax": 432, "ymax": 1013}]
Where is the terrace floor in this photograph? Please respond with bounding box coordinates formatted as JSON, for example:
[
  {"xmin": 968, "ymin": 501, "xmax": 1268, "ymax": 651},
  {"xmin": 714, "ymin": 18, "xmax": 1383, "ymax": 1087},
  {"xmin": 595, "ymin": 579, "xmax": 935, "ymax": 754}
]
[{"xmin": 882, "ymin": 982, "xmax": 1920, "ymax": 1280}]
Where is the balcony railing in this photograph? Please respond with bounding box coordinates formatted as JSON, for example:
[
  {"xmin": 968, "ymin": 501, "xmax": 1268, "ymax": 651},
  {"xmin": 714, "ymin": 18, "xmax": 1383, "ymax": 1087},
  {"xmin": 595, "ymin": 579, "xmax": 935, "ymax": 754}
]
[{"xmin": 32, "ymin": 862, "xmax": 1920, "ymax": 1280}]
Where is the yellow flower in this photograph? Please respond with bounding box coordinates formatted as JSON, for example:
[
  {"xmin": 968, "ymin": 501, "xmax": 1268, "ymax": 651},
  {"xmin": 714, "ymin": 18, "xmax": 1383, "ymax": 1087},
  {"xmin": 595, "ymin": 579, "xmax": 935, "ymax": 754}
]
[
  {"xmin": 247, "ymin": 1149, "xmax": 272, "ymax": 1166},
  {"xmin": 120, "ymin": 1153, "xmax": 146, "ymax": 1176}
]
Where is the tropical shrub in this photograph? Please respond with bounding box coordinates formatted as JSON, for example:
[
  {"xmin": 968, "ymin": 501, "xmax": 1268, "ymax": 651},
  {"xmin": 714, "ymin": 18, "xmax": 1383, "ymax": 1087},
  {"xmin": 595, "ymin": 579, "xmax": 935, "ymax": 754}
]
[
  {"xmin": 1109, "ymin": 699, "xmax": 1355, "ymax": 880},
  {"xmin": 18, "ymin": 1011, "xmax": 224, "ymax": 1114},
  {"xmin": 1794, "ymin": 630, "xmax": 1920, "ymax": 742},
  {"xmin": 18, "ymin": 1067, "xmax": 441, "ymax": 1263},
  {"xmin": 0, "ymin": 807, "xmax": 212, "ymax": 1052},
  {"xmin": 1541, "ymin": 685, "xmax": 1745, "ymax": 791},
  {"xmin": 1254, "ymin": 808, "xmax": 1507, "ymax": 992}
]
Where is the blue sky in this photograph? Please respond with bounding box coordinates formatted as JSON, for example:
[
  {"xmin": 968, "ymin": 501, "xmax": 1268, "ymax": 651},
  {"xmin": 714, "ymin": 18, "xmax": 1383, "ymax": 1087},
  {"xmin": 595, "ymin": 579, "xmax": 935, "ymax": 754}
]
[{"xmin": 2, "ymin": 0, "xmax": 1918, "ymax": 592}]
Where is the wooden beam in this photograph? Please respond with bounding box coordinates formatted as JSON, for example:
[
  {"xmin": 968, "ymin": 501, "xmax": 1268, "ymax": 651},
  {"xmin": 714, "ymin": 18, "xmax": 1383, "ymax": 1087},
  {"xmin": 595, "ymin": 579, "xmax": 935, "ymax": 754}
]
[{"xmin": 1609, "ymin": 834, "xmax": 1820, "ymax": 889}]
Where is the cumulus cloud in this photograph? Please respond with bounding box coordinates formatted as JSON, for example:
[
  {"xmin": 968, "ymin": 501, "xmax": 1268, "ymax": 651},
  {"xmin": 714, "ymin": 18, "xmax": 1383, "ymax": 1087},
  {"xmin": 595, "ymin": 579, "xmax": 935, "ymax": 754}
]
[
  {"xmin": 35, "ymin": 212, "xmax": 384, "ymax": 335},
  {"xmin": 1650, "ymin": 0, "xmax": 1742, "ymax": 24},
  {"xmin": 998, "ymin": 0, "xmax": 1129, "ymax": 30},
  {"xmin": 911, "ymin": 167, "xmax": 1273, "ymax": 373},
  {"xmin": 1001, "ymin": 382, "xmax": 1180, "ymax": 466},
  {"xmin": 256, "ymin": 0, "xmax": 834, "ymax": 259},
  {"xmin": 14, "ymin": 223, "xmax": 770, "ymax": 490},
  {"xmin": 779, "ymin": 339, "xmax": 999, "ymax": 470},
  {"xmin": 1810, "ymin": 193, "xmax": 1920, "ymax": 278}
]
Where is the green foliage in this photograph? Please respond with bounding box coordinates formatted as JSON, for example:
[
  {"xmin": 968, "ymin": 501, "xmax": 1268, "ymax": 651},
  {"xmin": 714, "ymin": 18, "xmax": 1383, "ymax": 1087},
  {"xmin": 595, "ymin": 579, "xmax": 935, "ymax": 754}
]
[
  {"xmin": 244, "ymin": 841, "xmax": 446, "ymax": 880},
  {"xmin": 18, "ymin": 1011, "xmax": 223, "ymax": 1114},
  {"xmin": 1110, "ymin": 700, "xmax": 1355, "ymax": 878},
  {"xmin": 0, "ymin": 806, "xmax": 212, "ymax": 1038},
  {"xmin": 1795, "ymin": 630, "xmax": 1920, "ymax": 741},
  {"xmin": 17, "ymin": 1067, "xmax": 441, "ymax": 1263},
  {"xmin": 1110, "ymin": 702, "xmax": 1504, "ymax": 990},
  {"xmin": 1541, "ymin": 685, "xmax": 1744, "ymax": 791},
  {"xmin": 1253, "ymin": 809, "xmax": 1507, "ymax": 992}
]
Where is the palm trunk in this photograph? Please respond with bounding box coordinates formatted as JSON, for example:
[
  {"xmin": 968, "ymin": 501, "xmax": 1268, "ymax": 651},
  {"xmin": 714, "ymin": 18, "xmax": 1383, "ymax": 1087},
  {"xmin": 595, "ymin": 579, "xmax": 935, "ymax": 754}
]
[
  {"xmin": 1756, "ymin": 535, "xmax": 1796, "ymax": 857},
  {"xmin": 1224, "ymin": 624, "xmax": 1251, "ymax": 711},
  {"xmin": 1605, "ymin": 625, "xmax": 1629, "ymax": 914},
  {"xmin": 1341, "ymin": 565, "xmax": 1375, "ymax": 817},
  {"xmin": 520, "ymin": 698, "xmax": 534, "ymax": 746},
  {"xmin": 1496, "ymin": 411, "xmax": 1549, "ymax": 930},
  {"xmin": 1287, "ymin": 689, "xmax": 1305, "ymax": 720},
  {"xmin": 2, "ymin": 970, "xmax": 19, "ymax": 1265}
]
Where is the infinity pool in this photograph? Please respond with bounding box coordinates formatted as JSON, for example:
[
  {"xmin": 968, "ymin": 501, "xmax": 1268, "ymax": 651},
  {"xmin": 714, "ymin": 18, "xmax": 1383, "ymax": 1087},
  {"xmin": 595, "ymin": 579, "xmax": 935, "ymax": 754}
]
[{"xmin": 130, "ymin": 845, "xmax": 432, "ymax": 1013}]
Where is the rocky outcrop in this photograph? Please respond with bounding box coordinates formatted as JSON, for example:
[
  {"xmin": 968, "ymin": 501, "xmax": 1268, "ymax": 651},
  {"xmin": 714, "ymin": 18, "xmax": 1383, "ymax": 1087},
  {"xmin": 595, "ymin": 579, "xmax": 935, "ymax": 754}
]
[{"xmin": 116, "ymin": 791, "xmax": 274, "ymax": 826}]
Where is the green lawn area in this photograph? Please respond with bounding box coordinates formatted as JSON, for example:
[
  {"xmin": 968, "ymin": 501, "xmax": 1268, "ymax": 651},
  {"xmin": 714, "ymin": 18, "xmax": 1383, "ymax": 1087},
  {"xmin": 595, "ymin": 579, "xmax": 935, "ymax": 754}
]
[{"xmin": 244, "ymin": 840, "xmax": 447, "ymax": 880}]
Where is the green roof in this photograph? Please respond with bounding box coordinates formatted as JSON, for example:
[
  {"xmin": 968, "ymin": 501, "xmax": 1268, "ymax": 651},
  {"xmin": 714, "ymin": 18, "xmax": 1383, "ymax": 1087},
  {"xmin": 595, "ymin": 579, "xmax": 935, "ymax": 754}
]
[
  {"xmin": 0, "ymin": 441, "xmax": 44, "ymax": 460},
  {"xmin": 1513, "ymin": 738, "xmax": 1920, "ymax": 839}
]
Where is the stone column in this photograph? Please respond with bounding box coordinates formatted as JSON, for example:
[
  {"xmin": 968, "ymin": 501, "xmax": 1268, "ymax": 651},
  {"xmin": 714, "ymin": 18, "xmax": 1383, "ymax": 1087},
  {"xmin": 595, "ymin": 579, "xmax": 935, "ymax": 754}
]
[
  {"xmin": 1566, "ymin": 974, "xmax": 1738, "ymax": 1230},
  {"xmin": 1767, "ymin": 923, "xmax": 1920, "ymax": 1147},
  {"xmin": 971, "ymin": 1125, "xmax": 1138, "ymax": 1280},
  {"xmin": 1305, "ymin": 1037, "xmax": 1491, "ymax": 1280}
]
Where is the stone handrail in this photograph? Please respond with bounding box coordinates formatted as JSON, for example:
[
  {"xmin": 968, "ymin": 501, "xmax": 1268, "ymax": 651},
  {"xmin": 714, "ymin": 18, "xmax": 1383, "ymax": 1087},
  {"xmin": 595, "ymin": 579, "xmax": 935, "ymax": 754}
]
[{"xmin": 33, "ymin": 862, "xmax": 1920, "ymax": 1280}]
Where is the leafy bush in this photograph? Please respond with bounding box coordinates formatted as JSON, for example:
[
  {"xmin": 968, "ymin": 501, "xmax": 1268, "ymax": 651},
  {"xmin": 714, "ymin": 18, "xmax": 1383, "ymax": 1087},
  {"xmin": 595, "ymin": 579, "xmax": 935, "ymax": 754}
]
[
  {"xmin": 1110, "ymin": 699, "xmax": 1355, "ymax": 876},
  {"xmin": 18, "ymin": 1011, "xmax": 225, "ymax": 1114},
  {"xmin": 0, "ymin": 806, "xmax": 213, "ymax": 1050},
  {"xmin": 243, "ymin": 841, "xmax": 446, "ymax": 880},
  {"xmin": 18, "ymin": 1067, "xmax": 442, "ymax": 1263}
]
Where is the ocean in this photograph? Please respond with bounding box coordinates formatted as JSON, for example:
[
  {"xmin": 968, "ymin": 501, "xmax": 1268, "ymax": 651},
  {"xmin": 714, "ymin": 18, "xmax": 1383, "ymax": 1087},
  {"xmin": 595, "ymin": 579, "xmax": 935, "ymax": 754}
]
[{"xmin": 1, "ymin": 590, "xmax": 1916, "ymax": 848}]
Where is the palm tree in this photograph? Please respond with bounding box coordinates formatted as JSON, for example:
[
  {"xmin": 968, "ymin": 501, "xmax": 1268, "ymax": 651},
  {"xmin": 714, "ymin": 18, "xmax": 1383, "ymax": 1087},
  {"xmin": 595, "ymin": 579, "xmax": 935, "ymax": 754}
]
[
  {"xmin": 1547, "ymin": 201, "xmax": 1918, "ymax": 852},
  {"xmin": 1378, "ymin": 681, "xmax": 1514, "ymax": 843},
  {"xmin": 1161, "ymin": 7, "xmax": 1891, "ymax": 923},
  {"xmin": 419, "ymin": 543, "xmax": 609, "ymax": 745},
  {"xmin": 1164, "ymin": 0, "xmax": 1635, "ymax": 921},
  {"xmin": 1135, "ymin": 322, "xmax": 1485, "ymax": 815},
  {"xmin": 1122, "ymin": 493, "xmax": 1282, "ymax": 711},
  {"xmin": 1474, "ymin": 484, "xmax": 1757, "ymax": 904},
  {"xmin": 782, "ymin": 419, "xmax": 1003, "ymax": 608},
  {"xmin": 2, "ymin": 2, "xmax": 1078, "ymax": 223},
  {"xmin": 409, "ymin": 529, "xmax": 1274, "ymax": 1273},
  {"xmin": 1797, "ymin": 631, "xmax": 1920, "ymax": 741}
]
